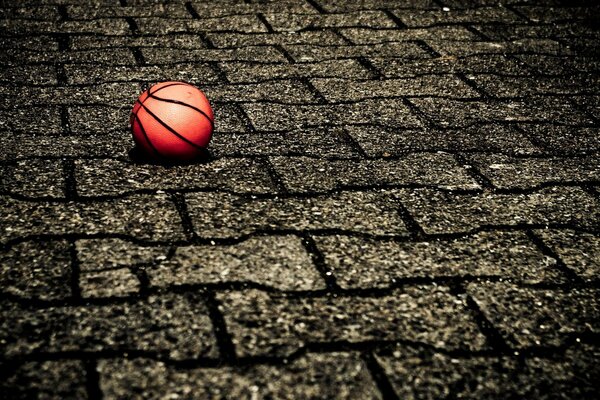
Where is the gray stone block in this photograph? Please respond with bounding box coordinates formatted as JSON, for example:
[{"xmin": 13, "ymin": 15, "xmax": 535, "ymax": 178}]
[
  {"xmin": 186, "ymin": 191, "xmax": 410, "ymax": 238},
  {"xmin": 148, "ymin": 235, "xmax": 325, "ymax": 291},
  {"xmin": 99, "ymin": 353, "xmax": 381, "ymax": 399},
  {"xmin": 467, "ymin": 282, "xmax": 600, "ymax": 347},
  {"xmin": 217, "ymin": 286, "xmax": 488, "ymax": 356},
  {"xmin": 0, "ymin": 240, "xmax": 72, "ymax": 300},
  {"xmin": 0, "ymin": 293, "xmax": 217, "ymax": 359},
  {"xmin": 315, "ymin": 231, "xmax": 563, "ymax": 288},
  {"xmin": 395, "ymin": 187, "xmax": 600, "ymax": 234},
  {"xmin": 269, "ymin": 153, "xmax": 479, "ymax": 192}
]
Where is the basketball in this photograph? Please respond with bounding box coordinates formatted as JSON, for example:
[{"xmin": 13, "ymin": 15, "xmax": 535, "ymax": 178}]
[{"xmin": 130, "ymin": 81, "xmax": 214, "ymax": 161}]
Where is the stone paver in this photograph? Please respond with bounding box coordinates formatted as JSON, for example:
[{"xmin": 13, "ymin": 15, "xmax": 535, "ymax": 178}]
[
  {"xmin": 315, "ymin": 231, "xmax": 563, "ymax": 288},
  {"xmin": 467, "ymin": 282, "xmax": 600, "ymax": 348},
  {"xmin": 99, "ymin": 353, "xmax": 381, "ymax": 400},
  {"xmin": 218, "ymin": 286, "xmax": 488, "ymax": 357}
]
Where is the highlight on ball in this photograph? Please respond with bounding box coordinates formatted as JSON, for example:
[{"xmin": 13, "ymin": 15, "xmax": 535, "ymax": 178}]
[{"xmin": 130, "ymin": 81, "xmax": 214, "ymax": 161}]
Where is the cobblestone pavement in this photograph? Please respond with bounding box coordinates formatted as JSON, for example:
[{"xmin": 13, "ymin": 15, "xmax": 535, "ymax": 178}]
[{"xmin": 1, "ymin": 0, "xmax": 600, "ymax": 398}]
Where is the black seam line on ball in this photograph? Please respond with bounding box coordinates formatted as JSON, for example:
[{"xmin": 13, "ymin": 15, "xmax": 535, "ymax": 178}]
[
  {"xmin": 132, "ymin": 82, "xmax": 191, "ymax": 120},
  {"xmin": 138, "ymin": 102, "xmax": 206, "ymax": 150},
  {"xmin": 149, "ymin": 93, "xmax": 215, "ymax": 130},
  {"xmin": 133, "ymin": 111, "xmax": 162, "ymax": 158}
]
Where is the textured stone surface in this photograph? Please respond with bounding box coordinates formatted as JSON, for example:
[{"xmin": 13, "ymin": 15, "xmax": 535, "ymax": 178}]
[
  {"xmin": 269, "ymin": 153, "xmax": 480, "ymax": 192},
  {"xmin": 411, "ymin": 97, "xmax": 592, "ymax": 128},
  {"xmin": 536, "ymin": 229, "xmax": 600, "ymax": 282},
  {"xmin": 376, "ymin": 342, "xmax": 600, "ymax": 399},
  {"xmin": 0, "ymin": 194, "xmax": 185, "ymax": 243},
  {"xmin": 469, "ymin": 154, "xmax": 600, "ymax": 189},
  {"xmin": 75, "ymin": 158, "xmax": 277, "ymax": 196},
  {"xmin": 346, "ymin": 124, "xmax": 541, "ymax": 156},
  {"xmin": 0, "ymin": 240, "xmax": 72, "ymax": 300},
  {"xmin": 315, "ymin": 231, "xmax": 562, "ymax": 288},
  {"xmin": 0, "ymin": 293, "xmax": 217, "ymax": 359},
  {"xmin": 148, "ymin": 235, "xmax": 325, "ymax": 291},
  {"xmin": 0, "ymin": 360, "xmax": 88, "ymax": 400},
  {"xmin": 80, "ymin": 268, "xmax": 140, "ymax": 298},
  {"xmin": 1, "ymin": 159, "xmax": 65, "ymax": 198},
  {"xmin": 99, "ymin": 353, "xmax": 381, "ymax": 400},
  {"xmin": 218, "ymin": 287, "xmax": 488, "ymax": 357},
  {"xmin": 244, "ymin": 99, "xmax": 423, "ymax": 131},
  {"xmin": 311, "ymin": 75, "xmax": 478, "ymax": 101},
  {"xmin": 3, "ymin": 1, "xmax": 600, "ymax": 398},
  {"xmin": 396, "ymin": 187, "xmax": 600, "ymax": 234},
  {"xmin": 467, "ymin": 282, "xmax": 600, "ymax": 347},
  {"xmin": 186, "ymin": 191, "xmax": 409, "ymax": 238},
  {"xmin": 220, "ymin": 59, "xmax": 372, "ymax": 83}
]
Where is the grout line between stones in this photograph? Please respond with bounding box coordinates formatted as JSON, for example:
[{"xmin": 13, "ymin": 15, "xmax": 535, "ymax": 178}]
[
  {"xmin": 84, "ymin": 358, "xmax": 103, "ymax": 400},
  {"xmin": 362, "ymin": 352, "xmax": 400, "ymax": 400},
  {"xmin": 204, "ymin": 291, "xmax": 237, "ymax": 362}
]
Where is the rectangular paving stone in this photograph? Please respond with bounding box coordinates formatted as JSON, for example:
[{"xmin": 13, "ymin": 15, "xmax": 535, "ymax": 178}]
[
  {"xmin": 219, "ymin": 59, "xmax": 372, "ymax": 83},
  {"xmin": 67, "ymin": 106, "xmax": 129, "ymax": 134},
  {"xmin": 518, "ymin": 124, "xmax": 600, "ymax": 155},
  {"xmin": 513, "ymin": 6, "xmax": 600, "ymax": 23},
  {"xmin": 204, "ymin": 81, "xmax": 319, "ymax": 103},
  {"xmin": 467, "ymin": 282, "xmax": 600, "ymax": 348},
  {"xmin": 135, "ymin": 15, "xmax": 268, "ymax": 34},
  {"xmin": 190, "ymin": 0, "xmax": 318, "ymax": 17},
  {"xmin": 0, "ymin": 293, "xmax": 217, "ymax": 360},
  {"xmin": 428, "ymin": 39, "xmax": 569, "ymax": 57},
  {"xmin": 0, "ymin": 36, "xmax": 59, "ymax": 51},
  {"xmin": 315, "ymin": 231, "xmax": 562, "ymax": 288},
  {"xmin": 99, "ymin": 353, "xmax": 380, "ymax": 399},
  {"xmin": 65, "ymin": 63, "xmax": 220, "ymax": 85},
  {"xmin": 0, "ymin": 107, "xmax": 61, "ymax": 135},
  {"xmin": 285, "ymin": 42, "xmax": 429, "ymax": 62},
  {"xmin": 185, "ymin": 191, "xmax": 409, "ymax": 238},
  {"xmin": 207, "ymin": 31, "xmax": 346, "ymax": 48},
  {"xmin": 515, "ymin": 55, "xmax": 600, "ymax": 75},
  {"xmin": 392, "ymin": 7, "xmax": 522, "ymax": 27},
  {"xmin": 270, "ymin": 153, "xmax": 479, "ymax": 192},
  {"xmin": 1, "ymin": 159, "xmax": 65, "ymax": 198},
  {"xmin": 0, "ymin": 360, "xmax": 87, "ymax": 400},
  {"xmin": 471, "ymin": 74, "xmax": 599, "ymax": 97},
  {"xmin": 410, "ymin": 97, "xmax": 593, "ymax": 127},
  {"xmin": 141, "ymin": 46, "xmax": 288, "ymax": 64},
  {"xmin": 217, "ymin": 286, "xmax": 488, "ymax": 357},
  {"xmin": 0, "ymin": 6, "xmax": 59, "ymax": 21},
  {"xmin": 0, "ymin": 240, "xmax": 72, "ymax": 300},
  {"xmin": 535, "ymin": 229, "xmax": 600, "ymax": 282},
  {"xmin": 0, "ymin": 83, "xmax": 140, "ymax": 107},
  {"xmin": 244, "ymin": 99, "xmax": 423, "ymax": 131},
  {"xmin": 369, "ymin": 55, "xmax": 530, "ymax": 77},
  {"xmin": 75, "ymin": 158, "xmax": 277, "ymax": 196},
  {"xmin": 66, "ymin": 4, "xmax": 189, "ymax": 18},
  {"xmin": 210, "ymin": 129, "xmax": 359, "ymax": 158},
  {"xmin": 212, "ymin": 103, "xmax": 248, "ymax": 133},
  {"xmin": 0, "ymin": 133, "xmax": 131, "ymax": 161},
  {"xmin": 149, "ymin": 235, "xmax": 325, "ymax": 291},
  {"xmin": 395, "ymin": 186, "xmax": 600, "ymax": 234},
  {"xmin": 70, "ymin": 34, "xmax": 208, "ymax": 50},
  {"xmin": 375, "ymin": 343, "xmax": 600, "ymax": 399},
  {"xmin": 0, "ymin": 18, "xmax": 131, "ymax": 35},
  {"xmin": 571, "ymin": 95, "xmax": 600, "ymax": 116},
  {"xmin": 263, "ymin": 11, "xmax": 396, "ymax": 32},
  {"xmin": 469, "ymin": 154, "xmax": 600, "ymax": 189},
  {"xmin": 76, "ymin": 238, "xmax": 167, "ymax": 272},
  {"xmin": 311, "ymin": 76, "xmax": 479, "ymax": 101},
  {"xmin": 318, "ymin": 0, "xmax": 436, "ymax": 12},
  {"xmin": 80, "ymin": 268, "xmax": 140, "ymax": 298},
  {"xmin": 0, "ymin": 64, "xmax": 57, "ymax": 85},
  {"xmin": 376, "ymin": 346, "xmax": 521, "ymax": 399},
  {"xmin": 345, "ymin": 124, "xmax": 541, "ymax": 156},
  {"xmin": 0, "ymin": 48, "xmax": 136, "ymax": 66},
  {"xmin": 339, "ymin": 26, "xmax": 477, "ymax": 43},
  {"xmin": 0, "ymin": 194, "xmax": 185, "ymax": 243}
]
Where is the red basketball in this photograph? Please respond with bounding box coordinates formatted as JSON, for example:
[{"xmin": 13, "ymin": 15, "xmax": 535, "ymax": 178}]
[{"xmin": 130, "ymin": 81, "xmax": 214, "ymax": 161}]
